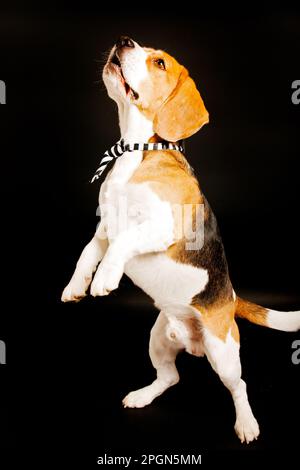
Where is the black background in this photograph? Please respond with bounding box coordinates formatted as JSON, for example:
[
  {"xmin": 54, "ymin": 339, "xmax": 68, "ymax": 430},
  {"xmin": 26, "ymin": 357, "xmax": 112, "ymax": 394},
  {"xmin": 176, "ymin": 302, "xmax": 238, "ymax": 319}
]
[{"xmin": 0, "ymin": 3, "xmax": 299, "ymax": 467}]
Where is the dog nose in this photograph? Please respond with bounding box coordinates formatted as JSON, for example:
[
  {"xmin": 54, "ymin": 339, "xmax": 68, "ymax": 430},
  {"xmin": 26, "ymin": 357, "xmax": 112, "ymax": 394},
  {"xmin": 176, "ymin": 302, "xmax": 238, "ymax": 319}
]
[{"xmin": 116, "ymin": 36, "xmax": 134, "ymax": 49}]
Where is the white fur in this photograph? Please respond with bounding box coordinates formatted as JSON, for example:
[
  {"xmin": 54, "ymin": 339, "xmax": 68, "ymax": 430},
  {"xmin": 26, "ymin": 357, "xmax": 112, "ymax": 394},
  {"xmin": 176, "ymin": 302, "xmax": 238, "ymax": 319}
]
[
  {"xmin": 119, "ymin": 41, "xmax": 148, "ymax": 96},
  {"xmin": 102, "ymin": 40, "xmax": 148, "ymax": 111},
  {"xmin": 123, "ymin": 311, "xmax": 181, "ymax": 408},
  {"xmin": 91, "ymin": 183, "xmax": 176, "ymax": 296},
  {"xmin": 203, "ymin": 328, "xmax": 260, "ymax": 443},
  {"xmin": 164, "ymin": 305, "xmax": 205, "ymax": 357},
  {"xmin": 61, "ymin": 223, "xmax": 108, "ymax": 302},
  {"xmin": 125, "ymin": 253, "xmax": 208, "ymax": 309},
  {"xmin": 267, "ymin": 309, "xmax": 300, "ymax": 332}
]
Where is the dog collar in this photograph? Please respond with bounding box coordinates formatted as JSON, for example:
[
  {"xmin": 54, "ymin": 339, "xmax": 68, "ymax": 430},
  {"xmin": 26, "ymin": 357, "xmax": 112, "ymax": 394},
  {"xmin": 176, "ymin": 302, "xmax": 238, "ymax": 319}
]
[{"xmin": 91, "ymin": 138, "xmax": 185, "ymax": 183}]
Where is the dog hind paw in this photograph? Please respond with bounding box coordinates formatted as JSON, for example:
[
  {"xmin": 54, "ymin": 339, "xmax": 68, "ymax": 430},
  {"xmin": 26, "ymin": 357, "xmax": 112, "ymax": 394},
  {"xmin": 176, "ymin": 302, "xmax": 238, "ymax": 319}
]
[
  {"xmin": 234, "ymin": 414, "xmax": 260, "ymax": 444},
  {"xmin": 122, "ymin": 388, "xmax": 155, "ymax": 408}
]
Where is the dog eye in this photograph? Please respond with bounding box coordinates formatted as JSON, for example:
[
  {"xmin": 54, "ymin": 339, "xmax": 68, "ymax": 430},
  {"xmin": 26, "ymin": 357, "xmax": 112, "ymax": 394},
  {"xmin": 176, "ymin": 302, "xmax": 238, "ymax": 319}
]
[{"xmin": 155, "ymin": 58, "xmax": 166, "ymax": 70}]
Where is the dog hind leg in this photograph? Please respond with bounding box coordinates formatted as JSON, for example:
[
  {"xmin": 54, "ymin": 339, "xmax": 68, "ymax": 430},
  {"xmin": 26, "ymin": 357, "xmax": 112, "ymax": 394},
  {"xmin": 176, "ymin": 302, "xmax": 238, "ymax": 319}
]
[
  {"xmin": 122, "ymin": 311, "xmax": 181, "ymax": 408},
  {"xmin": 203, "ymin": 323, "xmax": 260, "ymax": 443}
]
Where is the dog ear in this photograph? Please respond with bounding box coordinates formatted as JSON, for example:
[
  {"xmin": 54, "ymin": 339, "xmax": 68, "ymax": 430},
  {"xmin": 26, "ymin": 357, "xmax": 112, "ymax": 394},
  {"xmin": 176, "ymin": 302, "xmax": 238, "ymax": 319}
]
[{"xmin": 154, "ymin": 68, "xmax": 209, "ymax": 142}]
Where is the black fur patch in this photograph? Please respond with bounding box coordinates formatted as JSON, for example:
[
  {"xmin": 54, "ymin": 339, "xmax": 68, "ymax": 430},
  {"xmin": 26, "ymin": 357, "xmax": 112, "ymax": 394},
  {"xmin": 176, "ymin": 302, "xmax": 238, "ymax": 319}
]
[
  {"xmin": 192, "ymin": 197, "xmax": 233, "ymax": 307},
  {"xmin": 192, "ymin": 197, "xmax": 232, "ymax": 307},
  {"xmin": 173, "ymin": 196, "xmax": 233, "ymax": 307}
]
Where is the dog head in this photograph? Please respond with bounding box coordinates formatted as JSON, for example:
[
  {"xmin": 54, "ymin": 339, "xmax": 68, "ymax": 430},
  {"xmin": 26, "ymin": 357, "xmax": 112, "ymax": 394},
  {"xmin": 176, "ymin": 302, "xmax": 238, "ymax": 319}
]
[{"xmin": 103, "ymin": 36, "xmax": 209, "ymax": 142}]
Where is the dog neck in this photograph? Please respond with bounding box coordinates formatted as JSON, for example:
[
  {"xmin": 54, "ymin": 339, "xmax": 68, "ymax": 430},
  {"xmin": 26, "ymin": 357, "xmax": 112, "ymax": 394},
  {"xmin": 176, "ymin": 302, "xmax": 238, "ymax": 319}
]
[{"xmin": 117, "ymin": 102, "xmax": 154, "ymax": 144}]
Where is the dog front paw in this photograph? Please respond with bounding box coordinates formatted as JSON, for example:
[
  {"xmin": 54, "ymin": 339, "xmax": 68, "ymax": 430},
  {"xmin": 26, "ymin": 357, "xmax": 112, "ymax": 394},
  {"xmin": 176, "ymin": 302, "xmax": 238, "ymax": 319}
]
[
  {"xmin": 90, "ymin": 262, "xmax": 123, "ymax": 297},
  {"xmin": 61, "ymin": 275, "xmax": 91, "ymax": 302}
]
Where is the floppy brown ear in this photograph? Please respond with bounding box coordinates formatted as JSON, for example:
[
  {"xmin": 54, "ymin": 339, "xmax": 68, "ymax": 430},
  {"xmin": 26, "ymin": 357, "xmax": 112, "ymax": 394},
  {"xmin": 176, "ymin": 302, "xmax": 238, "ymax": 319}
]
[{"xmin": 154, "ymin": 68, "xmax": 209, "ymax": 142}]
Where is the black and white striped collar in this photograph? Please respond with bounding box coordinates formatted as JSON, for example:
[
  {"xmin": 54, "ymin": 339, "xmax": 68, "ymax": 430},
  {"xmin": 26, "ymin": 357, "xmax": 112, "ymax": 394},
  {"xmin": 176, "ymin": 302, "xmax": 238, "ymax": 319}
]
[{"xmin": 91, "ymin": 138, "xmax": 185, "ymax": 183}]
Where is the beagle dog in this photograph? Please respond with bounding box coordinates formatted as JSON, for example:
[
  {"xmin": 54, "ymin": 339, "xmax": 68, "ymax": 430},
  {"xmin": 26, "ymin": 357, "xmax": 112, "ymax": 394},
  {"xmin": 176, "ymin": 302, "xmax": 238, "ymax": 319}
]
[{"xmin": 62, "ymin": 36, "xmax": 300, "ymax": 443}]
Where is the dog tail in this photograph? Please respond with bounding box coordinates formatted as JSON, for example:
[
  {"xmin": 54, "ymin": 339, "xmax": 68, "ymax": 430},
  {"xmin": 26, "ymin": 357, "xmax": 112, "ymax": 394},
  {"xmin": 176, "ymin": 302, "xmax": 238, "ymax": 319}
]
[{"xmin": 235, "ymin": 297, "xmax": 300, "ymax": 332}]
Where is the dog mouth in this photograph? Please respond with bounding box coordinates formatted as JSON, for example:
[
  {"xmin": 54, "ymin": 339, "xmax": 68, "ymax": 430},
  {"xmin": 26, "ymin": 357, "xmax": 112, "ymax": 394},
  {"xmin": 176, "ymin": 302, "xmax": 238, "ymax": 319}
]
[{"xmin": 110, "ymin": 52, "xmax": 139, "ymax": 100}]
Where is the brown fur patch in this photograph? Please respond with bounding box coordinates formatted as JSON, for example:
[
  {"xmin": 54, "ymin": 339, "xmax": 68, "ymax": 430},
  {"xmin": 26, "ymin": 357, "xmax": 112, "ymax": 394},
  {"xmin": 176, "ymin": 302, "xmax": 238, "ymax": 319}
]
[
  {"xmin": 193, "ymin": 300, "xmax": 238, "ymax": 343},
  {"xmin": 179, "ymin": 314, "xmax": 204, "ymax": 357},
  {"xmin": 235, "ymin": 297, "xmax": 268, "ymax": 327},
  {"xmin": 136, "ymin": 50, "xmax": 208, "ymax": 141},
  {"xmin": 136, "ymin": 51, "xmax": 183, "ymax": 121},
  {"xmin": 153, "ymin": 68, "xmax": 209, "ymax": 141},
  {"xmin": 231, "ymin": 319, "xmax": 240, "ymax": 343},
  {"xmin": 183, "ymin": 315, "xmax": 203, "ymax": 343}
]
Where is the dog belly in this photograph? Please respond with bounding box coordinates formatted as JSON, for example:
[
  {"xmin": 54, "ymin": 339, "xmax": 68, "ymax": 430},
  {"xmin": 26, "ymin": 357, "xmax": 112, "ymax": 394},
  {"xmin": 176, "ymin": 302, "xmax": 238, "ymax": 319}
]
[{"xmin": 124, "ymin": 252, "xmax": 208, "ymax": 309}]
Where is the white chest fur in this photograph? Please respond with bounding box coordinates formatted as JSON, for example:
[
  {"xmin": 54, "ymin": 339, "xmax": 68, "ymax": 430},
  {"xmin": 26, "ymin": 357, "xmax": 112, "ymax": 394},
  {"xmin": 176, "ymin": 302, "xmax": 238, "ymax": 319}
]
[
  {"xmin": 99, "ymin": 150, "xmax": 144, "ymax": 240},
  {"xmin": 99, "ymin": 150, "xmax": 143, "ymax": 200}
]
